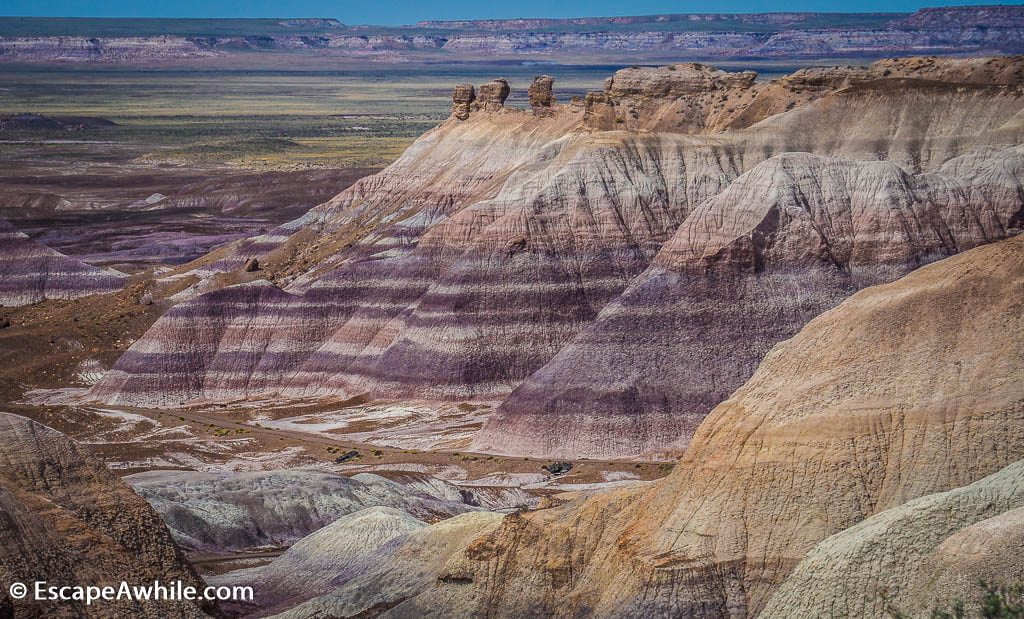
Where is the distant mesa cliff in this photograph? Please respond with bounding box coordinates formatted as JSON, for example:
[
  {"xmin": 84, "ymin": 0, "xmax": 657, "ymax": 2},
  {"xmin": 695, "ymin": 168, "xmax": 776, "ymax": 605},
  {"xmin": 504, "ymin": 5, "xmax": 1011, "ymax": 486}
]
[
  {"xmin": 415, "ymin": 11, "xmax": 903, "ymax": 30},
  {"xmin": 889, "ymin": 4, "xmax": 1024, "ymax": 29},
  {"xmin": 1, "ymin": 6, "xmax": 1023, "ymax": 63},
  {"xmin": 0, "ymin": 112, "xmax": 117, "ymax": 131}
]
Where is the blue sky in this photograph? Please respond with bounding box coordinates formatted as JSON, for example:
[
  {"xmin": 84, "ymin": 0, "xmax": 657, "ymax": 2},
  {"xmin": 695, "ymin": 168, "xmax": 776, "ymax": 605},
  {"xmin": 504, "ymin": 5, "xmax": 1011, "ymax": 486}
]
[{"xmin": 1, "ymin": 0, "xmax": 1016, "ymax": 26}]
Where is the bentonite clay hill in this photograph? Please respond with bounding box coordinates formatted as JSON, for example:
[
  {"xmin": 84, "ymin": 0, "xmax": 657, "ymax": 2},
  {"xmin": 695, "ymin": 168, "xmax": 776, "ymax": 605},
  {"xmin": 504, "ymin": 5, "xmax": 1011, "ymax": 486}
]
[
  {"xmin": 473, "ymin": 145, "xmax": 1024, "ymax": 458},
  {"xmin": 0, "ymin": 218, "xmax": 127, "ymax": 306},
  {"xmin": 761, "ymin": 460, "xmax": 1024, "ymax": 617},
  {"xmin": 0, "ymin": 412, "xmax": 210, "ymax": 618},
  {"xmin": 88, "ymin": 57, "xmax": 1024, "ymax": 459},
  {"xmin": 274, "ymin": 234, "xmax": 1024, "ymax": 618}
]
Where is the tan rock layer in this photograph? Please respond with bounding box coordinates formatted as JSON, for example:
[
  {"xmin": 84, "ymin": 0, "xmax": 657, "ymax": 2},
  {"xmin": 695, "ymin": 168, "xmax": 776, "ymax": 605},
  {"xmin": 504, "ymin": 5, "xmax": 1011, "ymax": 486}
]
[
  {"xmin": 0, "ymin": 412, "xmax": 209, "ymax": 618},
  {"xmin": 761, "ymin": 460, "xmax": 1024, "ymax": 618}
]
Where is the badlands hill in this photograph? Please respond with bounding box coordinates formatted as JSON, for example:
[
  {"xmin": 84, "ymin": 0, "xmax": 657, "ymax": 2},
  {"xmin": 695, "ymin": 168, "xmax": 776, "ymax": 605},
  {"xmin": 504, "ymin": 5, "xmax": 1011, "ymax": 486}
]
[
  {"xmin": 88, "ymin": 56, "xmax": 1024, "ymax": 461},
  {"xmin": 0, "ymin": 412, "xmax": 209, "ymax": 617},
  {"xmin": 126, "ymin": 469, "xmax": 495, "ymax": 553},
  {"xmin": 762, "ymin": 460, "xmax": 1024, "ymax": 617},
  {"xmin": 208, "ymin": 506, "xmax": 429, "ymax": 614},
  {"xmin": 278, "ymin": 233, "xmax": 1024, "ymax": 618},
  {"xmin": 475, "ymin": 145, "xmax": 1024, "ymax": 457},
  {"xmin": 0, "ymin": 218, "xmax": 127, "ymax": 306}
]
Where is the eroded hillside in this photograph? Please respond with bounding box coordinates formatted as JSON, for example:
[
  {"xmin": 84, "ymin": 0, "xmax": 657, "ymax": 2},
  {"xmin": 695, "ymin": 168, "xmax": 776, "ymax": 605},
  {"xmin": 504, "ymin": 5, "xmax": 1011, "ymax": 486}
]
[
  {"xmin": 88, "ymin": 57, "xmax": 1024, "ymax": 464},
  {"xmin": 278, "ymin": 233, "xmax": 1024, "ymax": 618}
]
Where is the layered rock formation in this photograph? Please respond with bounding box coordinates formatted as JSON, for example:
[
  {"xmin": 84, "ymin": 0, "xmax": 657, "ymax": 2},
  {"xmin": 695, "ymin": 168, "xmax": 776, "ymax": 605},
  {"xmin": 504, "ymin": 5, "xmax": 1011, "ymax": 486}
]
[
  {"xmin": 451, "ymin": 83, "xmax": 475, "ymax": 120},
  {"xmin": 288, "ymin": 234, "xmax": 1024, "ymax": 617},
  {"xmin": 4, "ymin": 8, "xmax": 1023, "ymax": 63},
  {"xmin": 276, "ymin": 511, "xmax": 505, "ymax": 618},
  {"xmin": 762, "ymin": 460, "xmax": 1024, "ymax": 618},
  {"xmin": 0, "ymin": 412, "xmax": 209, "ymax": 617},
  {"xmin": 89, "ymin": 59, "xmax": 1024, "ymax": 417},
  {"xmin": 208, "ymin": 506, "xmax": 427, "ymax": 614},
  {"xmin": 475, "ymin": 145, "xmax": 1024, "ymax": 458},
  {"xmin": 0, "ymin": 217, "xmax": 127, "ymax": 306},
  {"xmin": 527, "ymin": 75, "xmax": 555, "ymax": 115},
  {"xmin": 127, "ymin": 469, "xmax": 480, "ymax": 553}
]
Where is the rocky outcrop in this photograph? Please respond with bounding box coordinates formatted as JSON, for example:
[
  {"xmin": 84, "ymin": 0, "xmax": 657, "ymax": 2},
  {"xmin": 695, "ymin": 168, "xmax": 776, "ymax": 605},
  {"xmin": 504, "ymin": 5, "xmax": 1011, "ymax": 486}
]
[
  {"xmin": 475, "ymin": 78, "xmax": 510, "ymax": 112},
  {"xmin": 762, "ymin": 460, "xmax": 1024, "ymax": 618},
  {"xmin": 451, "ymin": 83, "xmax": 475, "ymax": 120},
  {"xmin": 0, "ymin": 217, "xmax": 127, "ymax": 306},
  {"xmin": 585, "ymin": 63, "xmax": 761, "ymax": 132},
  {"xmin": 126, "ymin": 469, "xmax": 480, "ymax": 553},
  {"xmin": 309, "ymin": 234, "xmax": 1024, "ymax": 617},
  {"xmin": 584, "ymin": 56, "xmax": 1024, "ymax": 134},
  {"xmin": 452, "ymin": 79, "xmax": 510, "ymax": 118},
  {"xmin": 475, "ymin": 146, "xmax": 1024, "ymax": 459},
  {"xmin": 527, "ymin": 75, "xmax": 555, "ymax": 115},
  {"xmin": 0, "ymin": 412, "xmax": 209, "ymax": 618}
]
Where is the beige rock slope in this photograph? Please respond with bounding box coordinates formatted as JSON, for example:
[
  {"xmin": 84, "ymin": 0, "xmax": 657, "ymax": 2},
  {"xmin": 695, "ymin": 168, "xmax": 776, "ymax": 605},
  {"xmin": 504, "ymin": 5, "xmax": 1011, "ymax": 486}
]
[
  {"xmin": 275, "ymin": 511, "xmax": 505, "ymax": 618},
  {"xmin": 281, "ymin": 235, "xmax": 1024, "ymax": 618},
  {"xmin": 762, "ymin": 460, "xmax": 1024, "ymax": 618},
  {"xmin": 210, "ymin": 506, "xmax": 428, "ymax": 615},
  {"xmin": 0, "ymin": 412, "xmax": 210, "ymax": 618}
]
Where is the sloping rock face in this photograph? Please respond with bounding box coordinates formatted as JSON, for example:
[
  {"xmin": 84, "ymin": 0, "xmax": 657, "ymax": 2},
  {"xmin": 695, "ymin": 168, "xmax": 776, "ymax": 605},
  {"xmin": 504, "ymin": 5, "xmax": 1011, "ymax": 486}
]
[
  {"xmin": 316, "ymin": 235, "xmax": 1024, "ymax": 618},
  {"xmin": 0, "ymin": 412, "xmax": 209, "ymax": 618},
  {"xmin": 367, "ymin": 470, "xmax": 538, "ymax": 511},
  {"xmin": 761, "ymin": 460, "xmax": 1024, "ymax": 618},
  {"xmin": 275, "ymin": 511, "xmax": 505, "ymax": 619},
  {"xmin": 89, "ymin": 280, "xmax": 342, "ymax": 407},
  {"xmin": 475, "ymin": 145, "xmax": 1024, "ymax": 458},
  {"xmin": 126, "ymin": 469, "xmax": 479, "ymax": 553},
  {"xmin": 0, "ymin": 217, "xmax": 127, "ymax": 306},
  {"xmin": 209, "ymin": 506, "xmax": 427, "ymax": 614},
  {"xmin": 90, "ymin": 60, "xmax": 1024, "ymax": 411}
]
